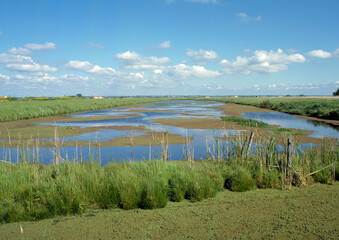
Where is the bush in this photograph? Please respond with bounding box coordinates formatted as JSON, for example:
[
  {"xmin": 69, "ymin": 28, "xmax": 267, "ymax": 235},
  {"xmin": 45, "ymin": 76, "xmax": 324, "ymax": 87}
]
[
  {"xmin": 223, "ymin": 165, "xmax": 256, "ymax": 192},
  {"xmin": 260, "ymin": 100, "xmax": 271, "ymax": 109},
  {"xmin": 311, "ymin": 162, "xmax": 332, "ymax": 184},
  {"xmin": 255, "ymin": 168, "xmax": 281, "ymax": 189}
]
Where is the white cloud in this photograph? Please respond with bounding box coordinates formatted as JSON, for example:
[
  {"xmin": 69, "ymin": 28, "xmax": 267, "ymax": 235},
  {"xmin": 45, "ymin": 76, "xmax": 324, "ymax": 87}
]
[
  {"xmin": 220, "ymin": 49, "xmax": 306, "ymax": 75},
  {"xmin": 65, "ymin": 61, "xmax": 119, "ymax": 77},
  {"xmin": 333, "ymin": 49, "xmax": 339, "ymax": 57},
  {"xmin": 24, "ymin": 42, "xmax": 56, "ymax": 50},
  {"xmin": 307, "ymin": 49, "xmax": 331, "ymax": 58},
  {"xmin": 115, "ymin": 51, "xmax": 170, "ymax": 70},
  {"xmin": 6, "ymin": 63, "xmax": 57, "ymax": 72},
  {"xmin": 186, "ymin": 49, "xmax": 219, "ymax": 64},
  {"xmin": 236, "ymin": 12, "xmax": 262, "ymax": 22},
  {"xmin": 60, "ymin": 74, "xmax": 89, "ymax": 81},
  {"xmin": 6, "ymin": 73, "xmax": 59, "ymax": 86},
  {"xmin": 0, "ymin": 53, "xmax": 33, "ymax": 64},
  {"xmin": 0, "ymin": 73, "xmax": 10, "ymax": 81},
  {"xmin": 307, "ymin": 48, "xmax": 339, "ymax": 58},
  {"xmin": 7, "ymin": 47, "xmax": 31, "ymax": 55},
  {"xmin": 158, "ymin": 40, "xmax": 171, "ymax": 49},
  {"xmin": 203, "ymin": 83, "xmax": 223, "ymax": 90},
  {"xmin": 158, "ymin": 64, "xmax": 221, "ymax": 79}
]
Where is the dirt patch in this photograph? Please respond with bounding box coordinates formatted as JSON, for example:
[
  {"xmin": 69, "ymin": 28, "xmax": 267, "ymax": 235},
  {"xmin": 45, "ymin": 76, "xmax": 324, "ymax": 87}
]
[
  {"xmin": 221, "ymin": 103, "xmax": 274, "ymax": 116},
  {"xmin": 153, "ymin": 118, "xmax": 250, "ymax": 130}
]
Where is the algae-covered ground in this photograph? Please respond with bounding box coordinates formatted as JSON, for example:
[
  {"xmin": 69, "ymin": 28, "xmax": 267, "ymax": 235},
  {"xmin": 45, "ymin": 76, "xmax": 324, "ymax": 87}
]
[{"xmin": 0, "ymin": 183, "xmax": 337, "ymax": 239}]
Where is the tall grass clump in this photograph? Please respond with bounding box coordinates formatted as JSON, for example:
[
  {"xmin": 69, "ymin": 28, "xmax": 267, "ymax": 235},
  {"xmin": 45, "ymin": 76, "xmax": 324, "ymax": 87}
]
[
  {"xmin": 0, "ymin": 160, "xmax": 227, "ymax": 223},
  {"xmin": 223, "ymin": 165, "xmax": 256, "ymax": 192}
]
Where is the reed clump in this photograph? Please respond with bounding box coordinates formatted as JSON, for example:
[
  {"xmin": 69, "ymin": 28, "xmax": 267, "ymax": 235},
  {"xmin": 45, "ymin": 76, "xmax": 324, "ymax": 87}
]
[{"xmin": 0, "ymin": 130, "xmax": 337, "ymax": 224}]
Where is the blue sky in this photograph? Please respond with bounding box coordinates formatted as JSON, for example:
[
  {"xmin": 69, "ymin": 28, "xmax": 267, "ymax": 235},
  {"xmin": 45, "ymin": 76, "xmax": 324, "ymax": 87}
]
[{"xmin": 0, "ymin": 0, "xmax": 338, "ymax": 96}]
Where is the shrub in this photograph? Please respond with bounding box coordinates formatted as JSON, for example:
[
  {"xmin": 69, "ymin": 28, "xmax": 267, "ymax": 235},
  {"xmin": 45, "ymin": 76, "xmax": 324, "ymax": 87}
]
[
  {"xmin": 260, "ymin": 100, "xmax": 271, "ymax": 109},
  {"xmin": 311, "ymin": 162, "xmax": 332, "ymax": 184},
  {"xmin": 255, "ymin": 168, "xmax": 281, "ymax": 189},
  {"xmin": 223, "ymin": 165, "xmax": 256, "ymax": 192}
]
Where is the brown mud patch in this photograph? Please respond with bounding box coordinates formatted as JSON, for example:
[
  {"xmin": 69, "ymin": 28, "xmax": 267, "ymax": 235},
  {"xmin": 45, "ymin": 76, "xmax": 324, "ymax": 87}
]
[
  {"xmin": 220, "ymin": 103, "xmax": 274, "ymax": 116},
  {"xmin": 1, "ymin": 130, "xmax": 192, "ymax": 148},
  {"xmin": 153, "ymin": 118, "xmax": 250, "ymax": 130},
  {"xmin": 53, "ymin": 114, "xmax": 140, "ymax": 122}
]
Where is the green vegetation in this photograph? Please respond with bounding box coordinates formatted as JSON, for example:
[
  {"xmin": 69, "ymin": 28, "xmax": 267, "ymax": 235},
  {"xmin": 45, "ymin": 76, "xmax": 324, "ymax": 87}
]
[
  {"xmin": 0, "ymin": 98, "xmax": 166, "ymax": 122},
  {"xmin": 201, "ymin": 97, "xmax": 339, "ymax": 120},
  {"xmin": 3, "ymin": 183, "xmax": 339, "ymax": 239},
  {"xmin": 221, "ymin": 116, "xmax": 305, "ymax": 135},
  {"xmin": 0, "ymin": 132, "xmax": 337, "ymax": 224},
  {"xmin": 333, "ymin": 88, "xmax": 339, "ymax": 96}
]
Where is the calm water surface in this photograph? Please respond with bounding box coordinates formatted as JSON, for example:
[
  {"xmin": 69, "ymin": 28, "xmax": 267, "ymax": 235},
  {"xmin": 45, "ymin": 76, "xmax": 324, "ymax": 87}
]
[{"xmin": 1, "ymin": 100, "xmax": 337, "ymax": 164}]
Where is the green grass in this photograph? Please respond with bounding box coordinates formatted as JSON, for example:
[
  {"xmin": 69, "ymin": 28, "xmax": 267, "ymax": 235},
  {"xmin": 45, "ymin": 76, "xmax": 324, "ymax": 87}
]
[
  {"xmin": 1, "ymin": 183, "xmax": 338, "ymax": 239},
  {"xmin": 0, "ymin": 98, "xmax": 167, "ymax": 122},
  {"xmin": 221, "ymin": 116, "xmax": 305, "ymax": 135},
  {"xmin": 201, "ymin": 97, "xmax": 339, "ymax": 120},
  {"xmin": 0, "ymin": 135, "xmax": 337, "ymax": 224}
]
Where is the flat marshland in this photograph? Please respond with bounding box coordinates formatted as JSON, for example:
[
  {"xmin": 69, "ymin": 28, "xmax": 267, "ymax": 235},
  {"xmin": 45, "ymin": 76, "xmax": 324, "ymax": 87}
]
[{"xmin": 0, "ymin": 97, "xmax": 338, "ymax": 239}]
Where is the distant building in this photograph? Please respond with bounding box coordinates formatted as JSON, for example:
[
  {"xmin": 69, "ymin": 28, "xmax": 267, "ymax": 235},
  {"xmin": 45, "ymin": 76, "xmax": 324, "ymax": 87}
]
[
  {"xmin": 0, "ymin": 96, "xmax": 7, "ymax": 99},
  {"xmin": 205, "ymin": 96, "xmax": 211, "ymax": 99},
  {"xmin": 92, "ymin": 96, "xmax": 103, "ymax": 99},
  {"xmin": 233, "ymin": 95, "xmax": 238, "ymax": 98}
]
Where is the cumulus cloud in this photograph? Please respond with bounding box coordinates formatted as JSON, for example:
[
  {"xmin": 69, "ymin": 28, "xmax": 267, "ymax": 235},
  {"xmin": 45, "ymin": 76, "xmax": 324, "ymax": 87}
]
[
  {"xmin": 24, "ymin": 42, "xmax": 56, "ymax": 50},
  {"xmin": 60, "ymin": 74, "xmax": 90, "ymax": 81},
  {"xmin": 186, "ymin": 49, "xmax": 219, "ymax": 64},
  {"xmin": 6, "ymin": 73, "xmax": 59, "ymax": 86},
  {"xmin": 220, "ymin": 49, "xmax": 306, "ymax": 75},
  {"xmin": 115, "ymin": 51, "xmax": 170, "ymax": 70},
  {"xmin": 155, "ymin": 64, "xmax": 221, "ymax": 79},
  {"xmin": 65, "ymin": 60, "xmax": 119, "ymax": 77},
  {"xmin": 307, "ymin": 48, "xmax": 339, "ymax": 58},
  {"xmin": 6, "ymin": 63, "xmax": 57, "ymax": 72},
  {"xmin": 7, "ymin": 47, "xmax": 32, "ymax": 55},
  {"xmin": 0, "ymin": 73, "xmax": 10, "ymax": 81},
  {"xmin": 0, "ymin": 53, "xmax": 33, "ymax": 64},
  {"xmin": 236, "ymin": 12, "xmax": 262, "ymax": 22},
  {"xmin": 158, "ymin": 41, "xmax": 171, "ymax": 49},
  {"xmin": 203, "ymin": 83, "xmax": 223, "ymax": 90}
]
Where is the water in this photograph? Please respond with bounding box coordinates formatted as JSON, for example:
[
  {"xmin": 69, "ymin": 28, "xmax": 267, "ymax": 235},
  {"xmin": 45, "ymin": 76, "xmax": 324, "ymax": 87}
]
[
  {"xmin": 242, "ymin": 112, "xmax": 339, "ymax": 139},
  {"xmin": 1, "ymin": 100, "xmax": 337, "ymax": 165}
]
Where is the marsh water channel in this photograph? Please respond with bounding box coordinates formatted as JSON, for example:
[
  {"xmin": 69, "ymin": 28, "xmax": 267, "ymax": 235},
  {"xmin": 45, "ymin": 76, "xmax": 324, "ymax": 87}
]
[{"xmin": 1, "ymin": 100, "xmax": 338, "ymax": 165}]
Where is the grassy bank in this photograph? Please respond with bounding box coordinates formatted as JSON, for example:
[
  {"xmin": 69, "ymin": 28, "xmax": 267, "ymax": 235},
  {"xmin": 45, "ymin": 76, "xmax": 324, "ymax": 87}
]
[
  {"xmin": 221, "ymin": 116, "xmax": 306, "ymax": 135},
  {"xmin": 1, "ymin": 133, "xmax": 337, "ymax": 224},
  {"xmin": 200, "ymin": 97, "xmax": 339, "ymax": 120},
  {"xmin": 1, "ymin": 183, "xmax": 337, "ymax": 239},
  {"xmin": 0, "ymin": 98, "xmax": 166, "ymax": 122}
]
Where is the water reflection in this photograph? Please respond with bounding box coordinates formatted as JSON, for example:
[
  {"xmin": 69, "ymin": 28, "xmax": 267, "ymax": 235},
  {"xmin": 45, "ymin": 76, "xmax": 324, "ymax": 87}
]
[{"xmin": 242, "ymin": 112, "xmax": 339, "ymax": 139}]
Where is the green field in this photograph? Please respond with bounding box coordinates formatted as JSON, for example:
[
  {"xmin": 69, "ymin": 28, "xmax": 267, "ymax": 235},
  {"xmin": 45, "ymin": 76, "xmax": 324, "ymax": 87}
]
[
  {"xmin": 200, "ymin": 97, "xmax": 339, "ymax": 120},
  {"xmin": 0, "ymin": 98, "xmax": 167, "ymax": 122}
]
